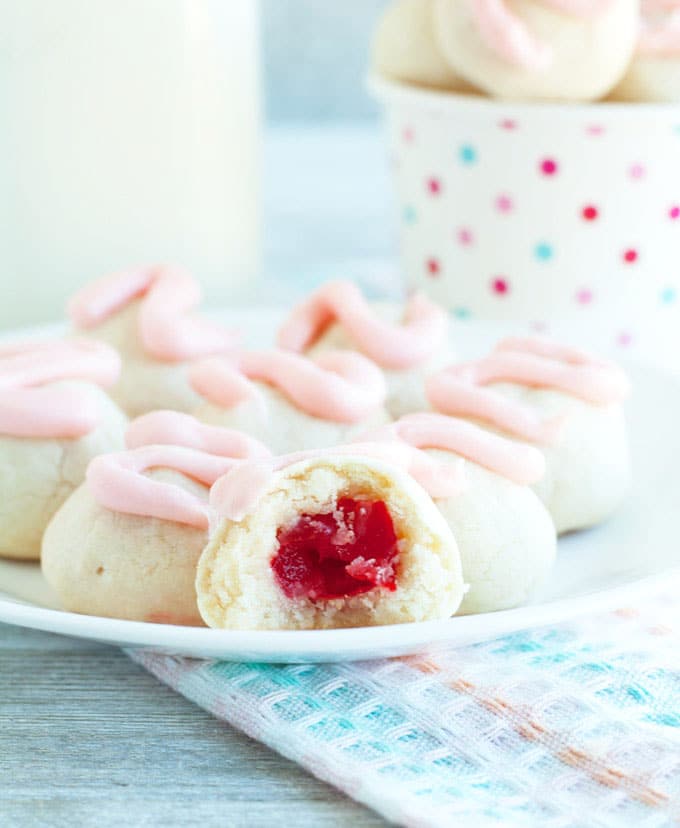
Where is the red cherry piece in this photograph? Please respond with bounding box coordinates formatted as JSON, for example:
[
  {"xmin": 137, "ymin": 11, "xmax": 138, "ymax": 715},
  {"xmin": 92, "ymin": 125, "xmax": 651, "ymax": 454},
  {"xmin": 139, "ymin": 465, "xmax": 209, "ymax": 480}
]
[{"xmin": 272, "ymin": 498, "xmax": 399, "ymax": 601}]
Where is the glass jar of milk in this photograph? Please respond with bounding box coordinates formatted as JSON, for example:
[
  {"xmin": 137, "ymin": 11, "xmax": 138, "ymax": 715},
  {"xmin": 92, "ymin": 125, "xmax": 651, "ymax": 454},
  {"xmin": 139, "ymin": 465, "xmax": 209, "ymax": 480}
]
[{"xmin": 0, "ymin": 0, "xmax": 261, "ymax": 328}]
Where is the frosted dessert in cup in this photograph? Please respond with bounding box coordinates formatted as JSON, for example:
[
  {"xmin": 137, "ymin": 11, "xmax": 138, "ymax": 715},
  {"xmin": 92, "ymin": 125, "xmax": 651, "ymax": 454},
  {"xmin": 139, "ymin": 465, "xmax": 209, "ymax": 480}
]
[{"xmin": 369, "ymin": 0, "xmax": 680, "ymax": 367}]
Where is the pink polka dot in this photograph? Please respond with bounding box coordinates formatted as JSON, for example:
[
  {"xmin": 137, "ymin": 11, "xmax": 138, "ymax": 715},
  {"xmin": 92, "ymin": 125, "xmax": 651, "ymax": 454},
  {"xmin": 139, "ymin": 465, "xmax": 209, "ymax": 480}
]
[
  {"xmin": 491, "ymin": 277, "xmax": 509, "ymax": 295},
  {"xmin": 540, "ymin": 158, "xmax": 558, "ymax": 176},
  {"xmin": 530, "ymin": 321, "xmax": 548, "ymax": 333},
  {"xmin": 576, "ymin": 288, "xmax": 593, "ymax": 305},
  {"xmin": 623, "ymin": 248, "xmax": 638, "ymax": 264},
  {"xmin": 402, "ymin": 126, "xmax": 415, "ymax": 144},
  {"xmin": 669, "ymin": 205, "xmax": 680, "ymax": 220},
  {"xmin": 426, "ymin": 258, "xmax": 441, "ymax": 277},
  {"xmin": 427, "ymin": 177, "xmax": 442, "ymax": 196},
  {"xmin": 586, "ymin": 124, "xmax": 606, "ymax": 137},
  {"xmin": 457, "ymin": 227, "xmax": 474, "ymax": 246},
  {"xmin": 582, "ymin": 205, "xmax": 599, "ymax": 222},
  {"xmin": 617, "ymin": 331, "xmax": 633, "ymax": 347},
  {"xmin": 629, "ymin": 163, "xmax": 646, "ymax": 180},
  {"xmin": 499, "ymin": 119, "xmax": 517, "ymax": 130},
  {"xmin": 495, "ymin": 194, "xmax": 514, "ymax": 213}
]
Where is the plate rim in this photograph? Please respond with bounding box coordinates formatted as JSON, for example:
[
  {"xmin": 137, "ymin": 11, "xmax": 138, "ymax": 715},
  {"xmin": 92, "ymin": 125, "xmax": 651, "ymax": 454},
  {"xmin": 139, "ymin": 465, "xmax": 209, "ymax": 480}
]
[{"xmin": 0, "ymin": 567, "xmax": 676, "ymax": 661}]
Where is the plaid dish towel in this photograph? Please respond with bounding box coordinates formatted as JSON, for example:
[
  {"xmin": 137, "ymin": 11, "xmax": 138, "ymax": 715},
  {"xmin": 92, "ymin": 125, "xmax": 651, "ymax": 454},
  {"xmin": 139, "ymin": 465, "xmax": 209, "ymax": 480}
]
[{"xmin": 129, "ymin": 584, "xmax": 680, "ymax": 828}]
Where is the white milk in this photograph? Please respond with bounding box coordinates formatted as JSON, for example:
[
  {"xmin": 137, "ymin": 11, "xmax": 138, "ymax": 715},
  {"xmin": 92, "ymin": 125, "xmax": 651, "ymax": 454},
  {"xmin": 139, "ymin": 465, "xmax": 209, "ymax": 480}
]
[{"xmin": 0, "ymin": 0, "xmax": 261, "ymax": 328}]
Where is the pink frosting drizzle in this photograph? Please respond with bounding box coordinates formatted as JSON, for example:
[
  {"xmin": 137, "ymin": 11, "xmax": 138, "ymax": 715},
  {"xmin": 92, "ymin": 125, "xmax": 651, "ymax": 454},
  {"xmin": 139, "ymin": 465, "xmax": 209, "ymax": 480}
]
[
  {"xmin": 209, "ymin": 442, "xmax": 462, "ymax": 523},
  {"xmin": 468, "ymin": 0, "xmax": 614, "ymax": 70},
  {"xmin": 427, "ymin": 337, "xmax": 630, "ymax": 446},
  {"xmin": 361, "ymin": 413, "xmax": 546, "ymax": 487},
  {"xmin": 88, "ymin": 413, "xmax": 271, "ymax": 527},
  {"xmin": 125, "ymin": 411, "xmax": 271, "ymax": 459},
  {"xmin": 190, "ymin": 349, "xmax": 387, "ymax": 424},
  {"xmin": 68, "ymin": 265, "xmax": 239, "ymax": 363},
  {"xmin": 638, "ymin": 0, "xmax": 680, "ymax": 55},
  {"xmin": 0, "ymin": 339, "xmax": 121, "ymax": 438},
  {"xmin": 277, "ymin": 280, "xmax": 448, "ymax": 370},
  {"xmin": 87, "ymin": 446, "xmax": 240, "ymax": 529},
  {"xmin": 210, "ymin": 412, "xmax": 545, "ymax": 523}
]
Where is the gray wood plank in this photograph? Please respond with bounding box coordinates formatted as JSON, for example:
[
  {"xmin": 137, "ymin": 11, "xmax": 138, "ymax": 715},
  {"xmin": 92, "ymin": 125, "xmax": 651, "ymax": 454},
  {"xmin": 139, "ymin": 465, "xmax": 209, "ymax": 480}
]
[
  {"xmin": 0, "ymin": 623, "xmax": 389, "ymax": 827},
  {"xmin": 1, "ymin": 800, "xmax": 384, "ymax": 828}
]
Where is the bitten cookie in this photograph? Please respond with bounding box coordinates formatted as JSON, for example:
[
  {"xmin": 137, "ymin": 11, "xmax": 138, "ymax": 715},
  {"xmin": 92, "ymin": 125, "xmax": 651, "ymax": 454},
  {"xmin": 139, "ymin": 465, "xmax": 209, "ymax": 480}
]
[
  {"xmin": 277, "ymin": 280, "xmax": 451, "ymax": 418},
  {"xmin": 361, "ymin": 413, "xmax": 556, "ymax": 614},
  {"xmin": 372, "ymin": 0, "xmax": 478, "ymax": 92},
  {"xmin": 427, "ymin": 336, "xmax": 632, "ymax": 534},
  {"xmin": 68, "ymin": 265, "xmax": 239, "ymax": 416},
  {"xmin": 190, "ymin": 349, "xmax": 390, "ymax": 454},
  {"xmin": 196, "ymin": 446, "xmax": 465, "ymax": 630},
  {"xmin": 0, "ymin": 339, "xmax": 127, "ymax": 560},
  {"xmin": 611, "ymin": 1, "xmax": 680, "ymax": 101},
  {"xmin": 41, "ymin": 413, "xmax": 270, "ymax": 624},
  {"xmin": 433, "ymin": 0, "xmax": 639, "ymax": 101}
]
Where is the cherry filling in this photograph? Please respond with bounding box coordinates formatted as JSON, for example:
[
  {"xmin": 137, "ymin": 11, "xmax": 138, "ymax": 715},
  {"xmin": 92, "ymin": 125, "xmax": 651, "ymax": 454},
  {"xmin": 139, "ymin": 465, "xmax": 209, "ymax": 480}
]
[{"xmin": 271, "ymin": 498, "xmax": 400, "ymax": 601}]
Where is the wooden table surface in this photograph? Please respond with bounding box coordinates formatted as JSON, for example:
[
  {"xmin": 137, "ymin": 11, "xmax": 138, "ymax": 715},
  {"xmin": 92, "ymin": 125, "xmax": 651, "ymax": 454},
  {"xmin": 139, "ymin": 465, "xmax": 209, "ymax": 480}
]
[{"xmin": 1, "ymin": 623, "xmax": 387, "ymax": 827}]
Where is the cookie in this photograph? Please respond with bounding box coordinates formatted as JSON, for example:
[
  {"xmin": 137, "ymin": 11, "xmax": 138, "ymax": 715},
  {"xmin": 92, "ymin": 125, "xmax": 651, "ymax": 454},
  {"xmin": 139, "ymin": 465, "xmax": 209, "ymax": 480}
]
[
  {"xmin": 68, "ymin": 265, "xmax": 239, "ymax": 416},
  {"xmin": 361, "ymin": 413, "xmax": 557, "ymax": 614},
  {"xmin": 0, "ymin": 339, "xmax": 126, "ymax": 560},
  {"xmin": 373, "ymin": 0, "xmax": 478, "ymax": 92},
  {"xmin": 612, "ymin": 1, "xmax": 680, "ymax": 101},
  {"xmin": 427, "ymin": 336, "xmax": 632, "ymax": 533},
  {"xmin": 278, "ymin": 279, "xmax": 451, "ymax": 417},
  {"xmin": 41, "ymin": 414, "xmax": 270, "ymax": 623},
  {"xmin": 197, "ymin": 447, "xmax": 465, "ymax": 629},
  {"xmin": 433, "ymin": 0, "xmax": 639, "ymax": 101},
  {"xmin": 190, "ymin": 349, "xmax": 390, "ymax": 454}
]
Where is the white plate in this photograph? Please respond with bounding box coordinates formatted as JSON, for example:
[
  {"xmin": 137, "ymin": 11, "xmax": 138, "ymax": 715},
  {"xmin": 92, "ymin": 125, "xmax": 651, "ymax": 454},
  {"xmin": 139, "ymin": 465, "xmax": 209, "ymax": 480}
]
[{"xmin": 0, "ymin": 316, "xmax": 677, "ymax": 662}]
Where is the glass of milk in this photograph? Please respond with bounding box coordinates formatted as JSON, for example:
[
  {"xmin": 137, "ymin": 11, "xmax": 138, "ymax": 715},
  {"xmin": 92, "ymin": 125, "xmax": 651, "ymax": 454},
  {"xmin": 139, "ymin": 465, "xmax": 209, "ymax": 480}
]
[{"xmin": 0, "ymin": 0, "xmax": 261, "ymax": 328}]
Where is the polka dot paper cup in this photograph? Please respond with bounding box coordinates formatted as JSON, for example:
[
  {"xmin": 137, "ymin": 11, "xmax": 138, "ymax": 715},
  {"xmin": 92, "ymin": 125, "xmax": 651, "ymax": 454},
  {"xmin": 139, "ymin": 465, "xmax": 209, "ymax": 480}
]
[{"xmin": 370, "ymin": 76, "xmax": 680, "ymax": 367}]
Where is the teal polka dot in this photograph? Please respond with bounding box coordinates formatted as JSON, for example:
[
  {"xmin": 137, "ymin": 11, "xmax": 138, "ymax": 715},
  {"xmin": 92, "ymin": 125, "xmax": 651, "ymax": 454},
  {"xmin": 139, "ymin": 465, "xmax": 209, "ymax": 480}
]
[
  {"xmin": 534, "ymin": 242, "xmax": 554, "ymax": 262},
  {"xmin": 661, "ymin": 286, "xmax": 676, "ymax": 304},
  {"xmin": 459, "ymin": 144, "xmax": 478, "ymax": 165},
  {"xmin": 674, "ymin": 125, "xmax": 680, "ymax": 136},
  {"xmin": 402, "ymin": 205, "xmax": 417, "ymax": 224},
  {"xmin": 453, "ymin": 307, "xmax": 472, "ymax": 320}
]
